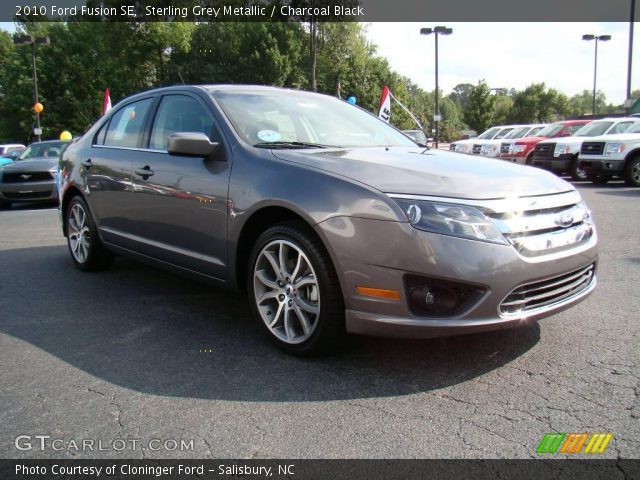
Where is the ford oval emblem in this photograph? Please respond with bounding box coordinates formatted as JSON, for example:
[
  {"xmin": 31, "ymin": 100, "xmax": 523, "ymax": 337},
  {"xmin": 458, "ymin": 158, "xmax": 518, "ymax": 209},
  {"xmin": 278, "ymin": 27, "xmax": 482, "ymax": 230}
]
[{"xmin": 554, "ymin": 212, "xmax": 574, "ymax": 228}]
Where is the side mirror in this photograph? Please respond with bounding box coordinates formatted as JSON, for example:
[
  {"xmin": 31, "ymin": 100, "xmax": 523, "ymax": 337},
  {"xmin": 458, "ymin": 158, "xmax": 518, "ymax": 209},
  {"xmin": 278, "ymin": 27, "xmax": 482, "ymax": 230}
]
[{"xmin": 168, "ymin": 132, "xmax": 219, "ymax": 158}]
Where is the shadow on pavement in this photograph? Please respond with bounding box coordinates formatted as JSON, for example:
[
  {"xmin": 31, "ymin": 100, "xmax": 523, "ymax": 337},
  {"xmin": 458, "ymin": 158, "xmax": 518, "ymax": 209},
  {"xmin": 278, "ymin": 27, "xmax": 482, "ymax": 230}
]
[{"xmin": 0, "ymin": 245, "xmax": 540, "ymax": 402}]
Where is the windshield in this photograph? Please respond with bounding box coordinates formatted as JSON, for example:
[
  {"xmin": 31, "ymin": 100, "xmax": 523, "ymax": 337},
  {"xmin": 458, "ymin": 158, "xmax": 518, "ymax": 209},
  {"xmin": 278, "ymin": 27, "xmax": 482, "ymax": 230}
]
[
  {"xmin": 494, "ymin": 128, "xmax": 514, "ymax": 139},
  {"xmin": 526, "ymin": 126, "xmax": 544, "ymax": 136},
  {"xmin": 574, "ymin": 121, "xmax": 613, "ymax": 137},
  {"xmin": 477, "ymin": 127, "xmax": 501, "ymax": 139},
  {"xmin": 536, "ymin": 123, "xmax": 564, "ymax": 137},
  {"xmin": 212, "ymin": 89, "xmax": 416, "ymax": 148},
  {"xmin": 404, "ymin": 131, "xmax": 427, "ymax": 144},
  {"xmin": 504, "ymin": 126, "xmax": 530, "ymax": 139},
  {"xmin": 18, "ymin": 141, "xmax": 68, "ymax": 161}
]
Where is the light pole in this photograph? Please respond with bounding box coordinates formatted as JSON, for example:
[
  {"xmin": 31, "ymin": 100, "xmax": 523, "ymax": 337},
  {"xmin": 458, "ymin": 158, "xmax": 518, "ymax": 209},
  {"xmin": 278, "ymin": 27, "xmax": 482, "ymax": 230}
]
[
  {"xmin": 582, "ymin": 34, "xmax": 611, "ymax": 118},
  {"xmin": 628, "ymin": 0, "xmax": 636, "ymax": 101},
  {"xmin": 13, "ymin": 34, "xmax": 50, "ymax": 142},
  {"xmin": 420, "ymin": 26, "xmax": 452, "ymax": 149}
]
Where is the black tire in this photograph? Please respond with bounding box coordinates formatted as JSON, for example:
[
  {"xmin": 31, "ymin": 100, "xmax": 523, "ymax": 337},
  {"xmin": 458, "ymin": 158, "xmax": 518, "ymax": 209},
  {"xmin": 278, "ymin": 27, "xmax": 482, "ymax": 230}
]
[
  {"xmin": 65, "ymin": 195, "xmax": 113, "ymax": 271},
  {"xmin": 588, "ymin": 174, "xmax": 611, "ymax": 185},
  {"xmin": 247, "ymin": 222, "xmax": 346, "ymax": 356},
  {"xmin": 570, "ymin": 156, "xmax": 589, "ymax": 181},
  {"xmin": 525, "ymin": 153, "xmax": 534, "ymax": 166},
  {"xmin": 0, "ymin": 200, "xmax": 11, "ymax": 210},
  {"xmin": 624, "ymin": 156, "xmax": 640, "ymax": 187}
]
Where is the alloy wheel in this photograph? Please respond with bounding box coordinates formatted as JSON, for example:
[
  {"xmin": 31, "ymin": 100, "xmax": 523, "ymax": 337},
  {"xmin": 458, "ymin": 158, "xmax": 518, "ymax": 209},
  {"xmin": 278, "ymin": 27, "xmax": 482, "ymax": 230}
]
[
  {"xmin": 68, "ymin": 203, "xmax": 91, "ymax": 263},
  {"xmin": 253, "ymin": 240, "xmax": 320, "ymax": 344}
]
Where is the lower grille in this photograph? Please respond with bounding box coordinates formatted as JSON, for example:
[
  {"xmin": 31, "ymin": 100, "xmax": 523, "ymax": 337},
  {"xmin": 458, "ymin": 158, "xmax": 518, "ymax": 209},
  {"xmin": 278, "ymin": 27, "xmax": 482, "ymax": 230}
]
[
  {"xmin": 500, "ymin": 263, "xmax": 595, "ymax": 316},
  {"xmin": 2, "ymin": 172, "xmax": 54, "ymax": 183},
  {"xmin": 472, "ymin": 144, "xmax": 482, "ymax": 155},
  {"xmin": 500, "ymin": 143, "xmax": 511, "ymax": 154},
  {"xmin": 3, "ymin": 191, "xmax": 52, "ymax": 199},
  {"xmin": 581, "ymin": 142, "xmax": 605, "ymax": 155}
]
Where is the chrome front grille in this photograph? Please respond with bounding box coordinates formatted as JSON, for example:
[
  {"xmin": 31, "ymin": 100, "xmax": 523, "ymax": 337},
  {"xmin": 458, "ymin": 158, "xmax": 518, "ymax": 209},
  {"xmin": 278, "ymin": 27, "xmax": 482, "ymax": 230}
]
[
  {"xmin": 500, "ymin": 263, "xmax": 595, "ymax": 316},
  {"xmin": 483, "ymin": 190, "xmax": 595, "ymax": 257}
]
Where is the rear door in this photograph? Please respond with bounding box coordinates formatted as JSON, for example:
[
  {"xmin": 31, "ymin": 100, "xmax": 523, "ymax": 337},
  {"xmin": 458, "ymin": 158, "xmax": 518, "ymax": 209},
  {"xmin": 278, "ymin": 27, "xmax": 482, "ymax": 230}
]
[
  {"xmin": 85, "ymin": 96, "xmax": 155, "ymax": 246},
  {"xmin": 128, "ymin": 92, "xmax": 231, "ymax": 280}
]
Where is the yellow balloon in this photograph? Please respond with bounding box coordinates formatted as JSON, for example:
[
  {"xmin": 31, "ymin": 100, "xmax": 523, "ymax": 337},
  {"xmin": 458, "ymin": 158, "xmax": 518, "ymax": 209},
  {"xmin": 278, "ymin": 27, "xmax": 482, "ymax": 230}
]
[
  {"xmin": 60, "ymin": 131, "xmax": 72, "ymax": 140},
  {"xmin": 34, "ymin": 102, "xmax": 44, "ymax": 113}
]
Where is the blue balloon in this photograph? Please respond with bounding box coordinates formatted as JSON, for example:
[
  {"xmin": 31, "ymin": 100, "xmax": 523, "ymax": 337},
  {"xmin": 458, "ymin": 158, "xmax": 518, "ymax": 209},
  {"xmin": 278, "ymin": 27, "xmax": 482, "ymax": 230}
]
[{"xmin": 347, "ymin": 96, "xmax": 357, "ymax": 105}]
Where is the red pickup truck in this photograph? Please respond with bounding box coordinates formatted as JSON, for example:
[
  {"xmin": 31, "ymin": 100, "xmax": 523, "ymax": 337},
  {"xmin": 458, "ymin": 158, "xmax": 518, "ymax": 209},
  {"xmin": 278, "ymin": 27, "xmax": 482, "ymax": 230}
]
[{"xmin": 498, "ymin": 120, "xmax": 590, "ymax": 165}]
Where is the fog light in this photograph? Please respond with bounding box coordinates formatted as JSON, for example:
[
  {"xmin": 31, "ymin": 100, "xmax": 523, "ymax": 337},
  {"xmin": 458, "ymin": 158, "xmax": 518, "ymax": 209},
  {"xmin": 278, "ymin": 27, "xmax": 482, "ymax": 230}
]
[{"xmin": 405, "ymin": 275, "xmax": 486, "ymax": 317}]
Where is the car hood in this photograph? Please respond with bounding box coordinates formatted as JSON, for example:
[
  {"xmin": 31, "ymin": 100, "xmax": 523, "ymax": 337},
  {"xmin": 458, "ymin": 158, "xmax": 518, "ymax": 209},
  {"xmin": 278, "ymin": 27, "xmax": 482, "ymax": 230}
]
[
  {"xmin": 583, "ymin": 132, "xmax": 640, "ymax": 143},
  {"xmin": 1, "ymin": 157, "xmax": 58, "ymax": 172},
  {"xmin": 272, "ymin": 147, "xmax": 573, "ymax": 200}
]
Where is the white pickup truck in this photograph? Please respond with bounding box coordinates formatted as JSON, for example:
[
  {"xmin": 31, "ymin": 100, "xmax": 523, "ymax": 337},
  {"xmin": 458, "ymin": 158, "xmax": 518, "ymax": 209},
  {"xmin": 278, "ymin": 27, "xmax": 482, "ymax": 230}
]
[
  {"xmin": 578, "ymin": 122, "xmax": 640, "ymax": 186},
  {"xmin": 532, "ymin": 117, "xmax": 640, "ymax": 181}
]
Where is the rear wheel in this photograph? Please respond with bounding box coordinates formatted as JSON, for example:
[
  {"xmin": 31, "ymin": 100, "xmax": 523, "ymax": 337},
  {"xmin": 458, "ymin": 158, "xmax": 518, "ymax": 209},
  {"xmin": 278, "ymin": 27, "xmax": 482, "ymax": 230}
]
[
  {"xmin": 66, "ymin": 195, "xmax": 113, "ymax": 271},
  {"xmin": 570, "ymin": 156, "xmax": 588, "ymax": 181},
  {"xmin": 247, "ymin": 223, "xmax": 345, "ymax": 356},
  {"xmin": 624, "ymin": 156, "xmax": 640, "ymax": 187}
]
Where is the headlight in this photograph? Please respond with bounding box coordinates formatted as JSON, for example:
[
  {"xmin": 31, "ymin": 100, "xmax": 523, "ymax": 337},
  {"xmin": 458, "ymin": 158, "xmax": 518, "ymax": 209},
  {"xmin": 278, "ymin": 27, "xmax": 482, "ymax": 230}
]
[
  {"xmin": 392, "ymin": 198, "xmax": 508, "ymax": 245},
  {"xmin": 511, "ymin": 144, "xmax": 526, "ymax": 153},
  {"xmin": 481, "ymin": 145, "xmax": 498, "ymax": 155},
  {"xmin": 605, "ymin": 143, "xmax": 626, "ymax": 155},
  {"xmin": 554, "ymin": 144, "xmax": 572, "ymax": 156}
]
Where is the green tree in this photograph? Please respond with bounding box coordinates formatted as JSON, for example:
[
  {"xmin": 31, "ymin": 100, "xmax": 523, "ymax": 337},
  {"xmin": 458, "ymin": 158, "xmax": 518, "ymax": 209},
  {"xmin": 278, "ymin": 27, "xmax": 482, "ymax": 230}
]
[{"xmin": 464, "ymin": 81, "xmax": 495, "ymax": 133}]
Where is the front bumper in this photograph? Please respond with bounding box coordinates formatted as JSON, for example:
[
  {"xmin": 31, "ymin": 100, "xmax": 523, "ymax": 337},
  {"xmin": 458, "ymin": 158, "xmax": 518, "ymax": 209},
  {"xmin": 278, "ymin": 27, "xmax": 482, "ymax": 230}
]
[
  {"xmin": 499, "ymin": 155, "xmax": 527, "ymax": 164},
  {"xmin": 0, "ymin": 179, "xmax": 57, "ymax": 203},
  {"xmin": 315, "ymin": 216, "xmax": 598, "ymax": 339},
  {"xmin": 532, "ymin": 154, "xmax": 573, "ymax": 174},
  {"xmin": 579, "ymin": 157, "xmax": 624, "ymax": 175}
]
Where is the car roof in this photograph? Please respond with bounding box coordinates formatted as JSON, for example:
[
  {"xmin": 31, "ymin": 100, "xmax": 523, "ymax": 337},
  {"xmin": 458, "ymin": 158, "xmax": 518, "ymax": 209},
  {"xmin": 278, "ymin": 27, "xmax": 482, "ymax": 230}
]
[{"xmin": 28, "ymin": 139, "xmax": 70, "ymax": 145}]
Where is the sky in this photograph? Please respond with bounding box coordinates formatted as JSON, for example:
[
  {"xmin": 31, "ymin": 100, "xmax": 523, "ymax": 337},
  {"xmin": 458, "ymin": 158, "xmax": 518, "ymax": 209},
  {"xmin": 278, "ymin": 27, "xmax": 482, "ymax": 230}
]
[
  {"xmin": 365, "ymin": 22, "xmax": 640, "ymax": 105},
  {"xmin": 2, "ymin": 21, "xmax": 638, "ymax": 104}
]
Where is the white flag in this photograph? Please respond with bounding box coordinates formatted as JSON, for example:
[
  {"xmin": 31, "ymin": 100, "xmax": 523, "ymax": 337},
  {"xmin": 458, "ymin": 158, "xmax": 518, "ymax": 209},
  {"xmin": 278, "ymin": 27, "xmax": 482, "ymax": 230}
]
[{"xmin": 378, "ymin": 85, "xmax": 391, "ymax": 123}]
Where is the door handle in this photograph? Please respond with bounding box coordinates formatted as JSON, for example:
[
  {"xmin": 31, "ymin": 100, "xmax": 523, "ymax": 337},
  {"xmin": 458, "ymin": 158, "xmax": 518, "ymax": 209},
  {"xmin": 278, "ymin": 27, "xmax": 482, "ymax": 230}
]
[
  {"xmin": 135, "ymin": 166, "xmax": 154, "ymax": 178},
  {"xmin": 81, "ymin": 159, "xmax": 93, "ymax": 168}
]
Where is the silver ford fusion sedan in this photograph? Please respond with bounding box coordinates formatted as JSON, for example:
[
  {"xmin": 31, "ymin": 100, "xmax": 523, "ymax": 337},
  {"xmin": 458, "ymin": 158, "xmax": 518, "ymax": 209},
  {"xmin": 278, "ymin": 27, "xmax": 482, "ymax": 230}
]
[{"xmin": 58, "ymin": 85, "xmax": 598, "ymax": 355}]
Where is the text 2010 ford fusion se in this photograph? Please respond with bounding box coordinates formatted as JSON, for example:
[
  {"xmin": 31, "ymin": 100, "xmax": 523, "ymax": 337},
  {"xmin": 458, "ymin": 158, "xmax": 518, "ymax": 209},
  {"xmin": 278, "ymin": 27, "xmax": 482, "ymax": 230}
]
[{"xmin": 58, "ymin": 86, "xmax": 598, "ymax": 355}]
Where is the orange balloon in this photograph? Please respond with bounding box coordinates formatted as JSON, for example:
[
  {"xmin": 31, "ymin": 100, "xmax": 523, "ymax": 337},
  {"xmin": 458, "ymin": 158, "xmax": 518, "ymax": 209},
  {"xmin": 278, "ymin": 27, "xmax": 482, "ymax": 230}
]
[{"xmin": 34, "ymin": 102, "xmax": 44, "ymax": 113}]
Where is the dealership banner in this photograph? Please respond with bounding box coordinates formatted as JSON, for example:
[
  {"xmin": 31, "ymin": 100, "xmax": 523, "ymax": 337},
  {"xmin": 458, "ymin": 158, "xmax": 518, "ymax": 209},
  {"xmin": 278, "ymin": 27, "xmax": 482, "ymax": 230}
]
[
  {"xmin": 2, "ymin": 0, "xmax": 639, "ymax": 22},
  {"xmin": 2, "ymin": 459, "xmax": 640, "ymax": 480}
]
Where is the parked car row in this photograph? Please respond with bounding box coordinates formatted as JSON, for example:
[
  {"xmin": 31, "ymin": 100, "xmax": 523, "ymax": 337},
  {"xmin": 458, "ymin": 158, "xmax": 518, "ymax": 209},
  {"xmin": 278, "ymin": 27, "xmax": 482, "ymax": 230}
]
[
  {"xmin": 0, "ymin": 139, "xmax": 71, "ymax": 208},
  {"xmin": 450, "ymin": 117, "xmax": 640, "ymax": 185}
]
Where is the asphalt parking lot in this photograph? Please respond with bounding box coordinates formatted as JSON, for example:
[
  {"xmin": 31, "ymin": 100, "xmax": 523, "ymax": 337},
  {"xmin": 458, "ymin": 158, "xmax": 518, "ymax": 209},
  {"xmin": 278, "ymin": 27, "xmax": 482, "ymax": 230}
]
[{"xmin": 0, "ymin": 181, "xmax": 638, "ymax": 460}]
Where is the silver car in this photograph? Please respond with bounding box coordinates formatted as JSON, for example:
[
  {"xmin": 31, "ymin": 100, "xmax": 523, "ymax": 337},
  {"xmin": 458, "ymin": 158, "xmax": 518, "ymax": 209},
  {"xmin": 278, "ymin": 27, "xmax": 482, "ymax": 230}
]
[
  {"xmin": 58, "ymin": 85, "xmax": 598, "ymax": 355},
  {"xmin": 0, "ymin": 140, "xmax": 69, "ymax": 208}
]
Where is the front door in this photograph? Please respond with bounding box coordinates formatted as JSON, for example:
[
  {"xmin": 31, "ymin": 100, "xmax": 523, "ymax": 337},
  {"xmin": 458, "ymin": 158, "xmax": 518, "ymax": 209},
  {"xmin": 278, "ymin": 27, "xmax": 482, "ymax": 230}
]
[{"xmin": 129, "ymin": 93, "xmax": 231, "ymax": 280}]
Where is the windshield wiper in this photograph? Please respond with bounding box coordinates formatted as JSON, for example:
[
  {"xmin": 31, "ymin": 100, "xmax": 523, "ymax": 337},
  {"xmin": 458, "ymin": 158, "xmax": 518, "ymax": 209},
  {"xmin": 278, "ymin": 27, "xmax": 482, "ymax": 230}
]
[{"xmin": 253, "ymin": 141, "xmax": 331, "ymax": 149}]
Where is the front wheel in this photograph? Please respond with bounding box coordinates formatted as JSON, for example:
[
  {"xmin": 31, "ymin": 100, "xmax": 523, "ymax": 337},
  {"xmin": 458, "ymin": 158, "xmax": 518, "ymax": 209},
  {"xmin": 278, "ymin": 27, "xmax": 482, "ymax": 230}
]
[
  {"xmin": 247, "ymin": 223, "xmax": 345, "ymax": 356},
  {"xmin": 570, "ymin": 157, "xmax": 588, "ymax": 181},
  {"xmin": 66, "ymin": 195, "xmax": 113, "ymax": 271},
  {"xmin": 624, "ymin": 156, "xmax": 640, "ymax": 187}
]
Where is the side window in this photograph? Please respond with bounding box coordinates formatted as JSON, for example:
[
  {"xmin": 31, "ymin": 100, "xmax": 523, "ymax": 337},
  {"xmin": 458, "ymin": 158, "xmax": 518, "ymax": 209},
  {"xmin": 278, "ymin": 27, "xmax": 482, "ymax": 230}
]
[
  {"xmin": 94, "ymin": 122, "xmax": 108, "ymax": 146},
  {"xmin": 104, "ymin": 98, "xmax": 153, "ymax": 148},
  {"xmin": 610, "ymin": 122, "xmax": 633, "ymax": 134},
  {"xmin": 149, "ymin": 95, "xmax": 218, "ymax": 151},
  {"xmin": 568, "ymin": 124, "xmax": 584, "ymax": 135}
]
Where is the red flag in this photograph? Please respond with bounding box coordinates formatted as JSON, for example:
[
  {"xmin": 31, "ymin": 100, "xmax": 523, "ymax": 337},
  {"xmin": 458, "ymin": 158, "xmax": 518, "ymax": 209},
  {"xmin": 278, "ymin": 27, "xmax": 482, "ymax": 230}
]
[
  {"xmin": 102, "ymin": 88, "xmax": 112, "ymax": 116},
  {"xmin": 378, "ymin": 85, "xmax": 391, "ymax": 123}
]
